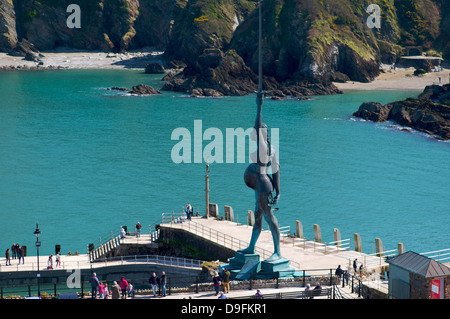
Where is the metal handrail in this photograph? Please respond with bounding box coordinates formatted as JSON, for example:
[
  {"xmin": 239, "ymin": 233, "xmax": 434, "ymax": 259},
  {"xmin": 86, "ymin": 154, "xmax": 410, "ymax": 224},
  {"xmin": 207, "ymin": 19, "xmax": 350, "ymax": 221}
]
[
  {"xmin": 165, "ymin": 219, "xmax": 301, "ymax": 269},
  {"xmin": 420, "ymin": 248, "xmax": 450, "ymax": 263}
]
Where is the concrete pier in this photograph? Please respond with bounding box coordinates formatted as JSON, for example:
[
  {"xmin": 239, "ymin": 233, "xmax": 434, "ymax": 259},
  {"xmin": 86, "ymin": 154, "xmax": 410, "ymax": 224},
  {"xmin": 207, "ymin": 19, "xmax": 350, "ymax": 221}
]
[{"xmin": 160, "ymin": 216, "xmax": 389, "ymax": 276}]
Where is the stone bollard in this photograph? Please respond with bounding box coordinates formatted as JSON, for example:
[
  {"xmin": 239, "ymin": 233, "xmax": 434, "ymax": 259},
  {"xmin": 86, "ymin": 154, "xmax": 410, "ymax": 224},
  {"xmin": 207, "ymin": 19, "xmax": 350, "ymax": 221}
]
[
  {"xmin": 333, "ymin": 228, "xmax": 342, "ymax": 248},
  {"xmin": 314, "ymin": 224, "xmax": 322, "ymax": 243},
  {"xmin": 247, "ymin": 210, "xmax": 255, "ymax": 226},
  {"xmin": 375, "ymin": 238, "xmax": 384, "ymax": 257},
  {"xmin": 398, "ymin": 243, "xmax": 405, "ymax": 255},
  {"xmin": 354, "ymin": 233, "xmax": 362, "ymax": 253},
  {"xmin": 296, "ymin": 220, "xmax": 303, "ymax": 239},
  {"xmin": 209, "ymin": 203, "xmax": 219, "ymax": 218},
  {"xmin": 224, "ymin": 205, "xmax": 234, "ymax": 222}
]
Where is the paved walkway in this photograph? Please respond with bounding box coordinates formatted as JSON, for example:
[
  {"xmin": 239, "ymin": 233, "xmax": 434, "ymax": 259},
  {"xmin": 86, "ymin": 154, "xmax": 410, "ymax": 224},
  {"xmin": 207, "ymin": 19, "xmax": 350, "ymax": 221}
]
[{"xmin": 162, "ymin": 217, "xmax": 389, "ymax": 275}]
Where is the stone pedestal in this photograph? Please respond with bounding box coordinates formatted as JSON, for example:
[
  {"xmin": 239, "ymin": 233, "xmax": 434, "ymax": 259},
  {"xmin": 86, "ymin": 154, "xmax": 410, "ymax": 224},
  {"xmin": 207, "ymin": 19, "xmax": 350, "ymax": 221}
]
[
  {"xmin": 260, "ymin": 258, "xmax": 295, "ymax": 278},
  {"xmin": 220, "ymin": 251, "xmax": 295, "ymax": 280}
]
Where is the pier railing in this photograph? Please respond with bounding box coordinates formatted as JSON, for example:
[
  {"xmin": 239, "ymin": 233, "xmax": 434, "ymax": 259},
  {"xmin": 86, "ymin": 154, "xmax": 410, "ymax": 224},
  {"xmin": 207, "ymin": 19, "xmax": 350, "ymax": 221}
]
[
  {"xmin": 420, "ymin": 248, "xmax": 450, "ymax": 263},
  {"xmin": 162, "ymin": 219, "xmax": 301, "ymax": 269}
]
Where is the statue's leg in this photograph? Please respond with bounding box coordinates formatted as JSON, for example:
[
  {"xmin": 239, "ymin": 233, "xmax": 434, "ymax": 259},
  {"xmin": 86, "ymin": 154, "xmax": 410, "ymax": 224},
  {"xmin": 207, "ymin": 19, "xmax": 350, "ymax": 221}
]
[
  {"xmin": 238, "ymin": 197, "xmax": 263, "ymax": 254},
  {"xmin": 261, "ymin": 195, "xmax": 282, "ymax": 261}
]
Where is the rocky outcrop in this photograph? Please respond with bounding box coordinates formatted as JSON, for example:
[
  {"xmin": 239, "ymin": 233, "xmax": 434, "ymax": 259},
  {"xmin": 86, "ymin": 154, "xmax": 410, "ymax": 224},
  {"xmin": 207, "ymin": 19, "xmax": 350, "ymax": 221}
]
[
  {"xmin": 145, "ymin": 62, "xmax": 165, "ymax": 74},
  {"xmin": 0, "ymin": 0, "xmax": 18, "ymax": 51},
  {"xmin": 353, "ymin": 84, "xmax": 450, "ymax": 140},
  {"xmin": 162, "ymin": 48, "xmax": 258, "ymax": 96},
  {"xmin": 108, "ymin": 84, "xmax": 161, "ymax": 95},
  {"xmin": 162, "ymin": 47, "xmax": 342, "ymax": 97}
]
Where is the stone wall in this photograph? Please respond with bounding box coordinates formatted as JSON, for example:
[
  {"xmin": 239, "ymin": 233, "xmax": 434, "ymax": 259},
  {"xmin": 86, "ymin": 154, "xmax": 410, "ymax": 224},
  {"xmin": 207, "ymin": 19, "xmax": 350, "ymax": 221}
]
[{"xmin": 409, "ymin": 273, "xmax": 450, "ymax": 299}]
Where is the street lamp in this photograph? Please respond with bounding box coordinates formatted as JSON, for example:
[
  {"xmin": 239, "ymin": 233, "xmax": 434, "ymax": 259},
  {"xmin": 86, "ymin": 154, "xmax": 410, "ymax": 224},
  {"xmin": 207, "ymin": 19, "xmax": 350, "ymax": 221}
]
[{"xmin": 33, "ymin": 222, "xmax": 41, "ymax": 298}]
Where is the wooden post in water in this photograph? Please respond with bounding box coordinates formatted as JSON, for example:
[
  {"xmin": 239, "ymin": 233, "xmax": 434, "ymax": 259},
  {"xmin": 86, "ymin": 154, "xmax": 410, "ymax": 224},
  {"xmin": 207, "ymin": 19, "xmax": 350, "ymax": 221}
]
[
  {"xmin": 333, "ymin": 228, "xmax": 342, "ymax": 248},
  {"xmin": 375, "ymin": 238, "xmax": 384, "ymax": 257},
  {"xmin": 354, "ymin": 233, "xmax": 362, "ymax": 252},
  {"xmin": 296, "ymin": 220, "xmax": 303, "ymax": 239},
  {"xmin": 314, "ymin": 224, "xmax": 322, "ymax": 243}
]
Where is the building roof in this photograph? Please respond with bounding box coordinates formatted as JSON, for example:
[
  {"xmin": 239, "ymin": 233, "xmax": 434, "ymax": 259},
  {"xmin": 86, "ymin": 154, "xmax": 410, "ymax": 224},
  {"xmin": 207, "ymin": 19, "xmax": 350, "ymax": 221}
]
[{"xmin": 387, "ymin": 251, "xmax": 450, "ymax": 278}]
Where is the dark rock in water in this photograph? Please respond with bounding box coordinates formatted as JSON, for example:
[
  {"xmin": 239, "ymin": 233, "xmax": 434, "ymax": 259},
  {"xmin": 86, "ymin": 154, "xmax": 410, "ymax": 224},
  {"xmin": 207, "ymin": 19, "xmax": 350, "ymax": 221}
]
[
  {"xmin": 354, "ymin": 84, "xmax": 450, "ymax": 140},
  {"xmin": 353, "ymin": 102, "xmax": 391, "ymax": 122},
  {"xmin": 108, "ymin": 87, "xmax": 131, "ymax": 91},
  {"xmin": 145, "ymin": 62, "xmax": 165, "ymax": 74},
  {"xmin": 130, "ymin": 84, "xmax": 161, "ymax": 95}
]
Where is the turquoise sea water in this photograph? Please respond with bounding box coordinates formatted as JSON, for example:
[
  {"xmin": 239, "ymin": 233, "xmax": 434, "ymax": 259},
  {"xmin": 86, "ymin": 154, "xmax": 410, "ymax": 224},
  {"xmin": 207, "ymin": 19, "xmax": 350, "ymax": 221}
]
[{"xmin": 1, "ymin": 69, "xmax": 449, "ymax": 257}]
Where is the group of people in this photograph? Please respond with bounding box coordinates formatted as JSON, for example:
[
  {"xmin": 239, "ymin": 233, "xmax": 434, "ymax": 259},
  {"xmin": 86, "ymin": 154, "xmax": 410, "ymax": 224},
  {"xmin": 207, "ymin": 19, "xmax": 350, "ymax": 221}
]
[
  {"xmin": 89, "ymin": 273, "xmax": 134, "ymax": 299},
  {"xmin": 304, "ymin": 282, "xmax": 323, "ymax": 299},
  {"xmin": 212, "ymin": 268, "xmax": 231, "ymax": 297},
  {"xmin": 148, "ymin": 271, "xmax": 167, "ymax": 297},
  {"xmin": 46, "ymin": 253, "xmax": 61, "ymax": 269},
  {"xmin": 5, "ymin": 243, "xmax": 25, "ymax": 265}
]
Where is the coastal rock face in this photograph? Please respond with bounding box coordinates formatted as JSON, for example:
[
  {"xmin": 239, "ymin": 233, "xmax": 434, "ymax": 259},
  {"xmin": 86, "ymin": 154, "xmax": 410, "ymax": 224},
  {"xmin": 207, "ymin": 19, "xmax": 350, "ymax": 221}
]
[
  {"xmin": 0, "ymin": 0, "xmax": 18, "ymax": 51},
  {"xmin": 353, "ymin": 84, "xmax": 450, "ymax": 140}
]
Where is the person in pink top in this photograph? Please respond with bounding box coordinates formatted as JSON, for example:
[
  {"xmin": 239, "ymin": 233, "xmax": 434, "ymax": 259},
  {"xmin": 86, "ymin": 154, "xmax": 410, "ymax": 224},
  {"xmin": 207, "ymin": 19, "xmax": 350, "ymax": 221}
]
[
  {"xmin": 119, "ymin": 276, "xmax": 129, "ymax": 299},
  {"xmin": 98, "ymin": 282, "xmax": 105, "ymax": 298}
]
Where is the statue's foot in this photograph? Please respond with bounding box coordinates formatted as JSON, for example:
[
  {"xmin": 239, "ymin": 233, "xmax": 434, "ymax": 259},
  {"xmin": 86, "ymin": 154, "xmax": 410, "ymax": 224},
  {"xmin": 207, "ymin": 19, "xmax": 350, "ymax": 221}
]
[
  {"xmin": 264, "ymin": 252, "xmax": 282, "ymax": 263},
  {"xmin": 237, "ymin": 247, "xmax": 255, "ymax": 255}
]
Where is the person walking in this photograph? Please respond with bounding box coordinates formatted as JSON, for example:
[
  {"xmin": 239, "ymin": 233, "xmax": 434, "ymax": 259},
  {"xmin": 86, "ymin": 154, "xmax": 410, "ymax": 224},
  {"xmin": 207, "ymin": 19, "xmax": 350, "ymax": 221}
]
[
  {"xmin": 111, "ymin": 281, "xmax": 120, "ymax": 299},
  {"xmin": 213, "ymin": 271, "xmax": 221, "ymax": 296},
  {"xmin": 222, "ymin": 268, "xmax": 231, "ymax": 293},
  {"xmin": 47, "ymin": 255, "xmax": 53, "ymax": 269},
  {"xmin": 335, "ymin": 265, "xmax": 343, "ymax": 283},
  {"xmin": 5, "ymin": 249, "xmax": 11, "ymax": 265},
  {"xmin": 19, "ymin": 246, "xmax": 24, "ymax": 264},
  {"xmin": 160, "ymin": 271, "xmax": 167, "ymax": 297},
  {"xmin": 89, "ymin": 273, "xmax": 100, "ymax": 298},
  {"xmin": 149, "ymin": 272, "xmax": 158, "ymax": 297},
  {"xmin": 135, "ymin": 222, "xmax": 142, "ymax": 238},
  {"xmin": 119, "ymin": 276, "xmax": 129, "ymax": 299},
  {"xmin": 353, "ymin": 258, "xmax": 358, "ymax": 275},
  {"xmin": 128, "ymin": 282, "xmax": 134, "ymax": 298},
  {"xmin": 55, "ymin": 252, "xmax": 61, "ymax": 268}
]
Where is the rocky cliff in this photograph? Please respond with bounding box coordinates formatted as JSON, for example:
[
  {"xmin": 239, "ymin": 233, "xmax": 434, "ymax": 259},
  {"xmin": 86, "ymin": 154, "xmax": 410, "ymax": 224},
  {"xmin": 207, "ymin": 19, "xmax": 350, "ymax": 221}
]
[{"xmin": 1, "ymin": 0, "xmax": 449, "ymax": 96}]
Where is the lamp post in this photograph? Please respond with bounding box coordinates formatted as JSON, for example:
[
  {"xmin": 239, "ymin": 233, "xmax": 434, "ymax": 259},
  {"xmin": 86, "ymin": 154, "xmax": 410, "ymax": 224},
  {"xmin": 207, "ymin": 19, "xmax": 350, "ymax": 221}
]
[{"xmin": 33, "ymin": 222, "xmax": 41, "ymax": 298}]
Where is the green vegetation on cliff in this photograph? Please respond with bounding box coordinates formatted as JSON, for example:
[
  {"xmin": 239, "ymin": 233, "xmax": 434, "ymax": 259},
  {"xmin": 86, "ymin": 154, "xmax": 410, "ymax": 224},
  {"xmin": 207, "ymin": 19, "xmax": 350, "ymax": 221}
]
[{"xmin": 0, "ymin": 0, "xmax": 449, "ymax": 85}]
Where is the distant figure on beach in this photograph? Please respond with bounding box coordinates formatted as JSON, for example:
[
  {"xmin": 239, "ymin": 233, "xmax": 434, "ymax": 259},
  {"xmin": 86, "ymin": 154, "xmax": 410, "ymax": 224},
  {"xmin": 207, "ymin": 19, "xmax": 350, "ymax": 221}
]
[{"xmin": 239, "ymin": 89, "xmax": 281, "ymax": 262}]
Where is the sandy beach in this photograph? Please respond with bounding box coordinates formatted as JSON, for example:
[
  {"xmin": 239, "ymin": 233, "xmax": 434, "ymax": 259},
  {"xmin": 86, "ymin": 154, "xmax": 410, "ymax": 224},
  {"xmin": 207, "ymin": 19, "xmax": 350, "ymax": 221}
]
[
  {"xmin": 0, "ymin": 48, "xmax": 164, "ymax": 70},
  {"xmin": 334, "ymin": 66, "xmax": 450, "ymax": 92},
  {"xmin": 1, "ymin": 49, "xmax": 449, "ymax": 92}
]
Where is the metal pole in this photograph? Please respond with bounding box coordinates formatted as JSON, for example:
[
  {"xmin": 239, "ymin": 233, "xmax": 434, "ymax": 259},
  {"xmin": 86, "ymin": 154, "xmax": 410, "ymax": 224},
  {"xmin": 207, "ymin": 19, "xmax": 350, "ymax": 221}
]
[{"xmin": 205, "ymin": 162, "xmax": 210, "ymax": 218}]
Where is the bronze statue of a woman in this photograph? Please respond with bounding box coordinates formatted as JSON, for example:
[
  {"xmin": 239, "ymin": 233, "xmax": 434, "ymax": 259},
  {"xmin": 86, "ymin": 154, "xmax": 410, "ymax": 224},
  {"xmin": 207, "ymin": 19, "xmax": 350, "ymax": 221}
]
[{"xmin": 238, "ymin": 1, "xmax": 281, "ymax": 262}]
